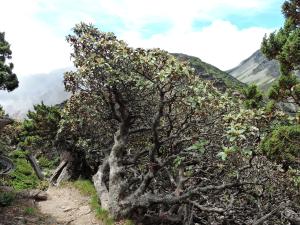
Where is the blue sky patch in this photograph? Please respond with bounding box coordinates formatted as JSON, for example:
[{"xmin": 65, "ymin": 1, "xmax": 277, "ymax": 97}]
[
  {"xmin": 225, "ymin": 10, "xmax": 284, "ymax": 30},
  {"xmin": 140, "ymin": 22, "xmax": 173, "ymax": 39},
  {"xmin": 192, "ymin": 20, "xmax": 212, "ymax": 30}
]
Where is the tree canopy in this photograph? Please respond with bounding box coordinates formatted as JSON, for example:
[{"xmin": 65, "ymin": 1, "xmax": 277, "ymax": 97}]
[
  {"xmin": 261, "ymin": 0, "xmax": 300, "ymax": 106},
  {"xmin": 0, "ymin": 32, "xmax": 18, "ymax": 92},
  {"xmin": 19, "ymin": 103, "xmax": 61, "ymax": 157},
  {"xmin": 241, "ymin": 84, "xmax": 264, "ymax": 109}
]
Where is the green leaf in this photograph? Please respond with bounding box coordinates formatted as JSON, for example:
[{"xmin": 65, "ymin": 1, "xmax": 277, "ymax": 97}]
[
  {"xmin": 174, "ymin": 156, "xmax": 183, "ymax": 167},
  {"xmin": 186, "ymin": 140, "xmax": 208, "ymax": 154},
  {"xmin": 217, "ymin": 151, "xmax": 228, "ymax": 161}
]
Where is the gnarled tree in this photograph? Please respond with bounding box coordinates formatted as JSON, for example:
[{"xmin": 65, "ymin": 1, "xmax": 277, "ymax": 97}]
[{"xmin": 59, "ymin": 23, "xmax": 300, "ymax": 224}]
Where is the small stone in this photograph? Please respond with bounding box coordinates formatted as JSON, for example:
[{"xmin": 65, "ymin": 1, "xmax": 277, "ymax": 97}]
[{"xmin": 63, "ymin": 207, "xmax": 75, "ymax": 212}]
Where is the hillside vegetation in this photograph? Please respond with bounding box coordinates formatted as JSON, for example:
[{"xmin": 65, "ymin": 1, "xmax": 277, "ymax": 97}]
[{"xmin": 174, "ymin": 53, "xmax": 245, "ymax": 91}]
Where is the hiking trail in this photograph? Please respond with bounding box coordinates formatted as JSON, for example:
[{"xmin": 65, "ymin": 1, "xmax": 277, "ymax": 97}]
[{"xmin": 38, "ymin": 185, "xmax": 103, "ymax": 225}]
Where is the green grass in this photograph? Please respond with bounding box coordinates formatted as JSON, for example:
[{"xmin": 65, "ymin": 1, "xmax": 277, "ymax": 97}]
[
  {"xmin": 73, "ymin": 179, "xmax": 115, "ymax": 225},
  {"xmin": 3, "ymin": 148, "xmax": 55, "ymax": 191},
  {"xmin": 8, "ymin": 150, "xmax": 39, "ymax": 190},
  {"xmin": 24, "ymin": 207, "xmax": 36, "ymax": 215},
  {"xmin": 73, "ymin": 179, "xmax": 97, "ymax": 196},
  {"xmin": 37, "ymin": 155, "xmax": 57, "ymax": 169},
  {"xmin": 0, "ymin": 149, "xmax": 41, "ymax": 191}
]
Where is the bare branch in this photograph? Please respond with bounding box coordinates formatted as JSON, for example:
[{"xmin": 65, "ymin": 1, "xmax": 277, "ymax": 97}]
[
  {"xmin": 189, "ymin": 201, "xmax": 225, "ymax": 214},
  {"xmin": 251, "ymin": 203, "xmax": 286, "ymax": 225}
]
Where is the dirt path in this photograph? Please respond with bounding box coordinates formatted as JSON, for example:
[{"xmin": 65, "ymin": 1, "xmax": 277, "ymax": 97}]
[
  {"xmin": 0, "ymin": 198, "xmax": 58, "ymax": 225},
  {"xmin": 38, "ymin": 186, "xmax": 103, "ymax": 225}
]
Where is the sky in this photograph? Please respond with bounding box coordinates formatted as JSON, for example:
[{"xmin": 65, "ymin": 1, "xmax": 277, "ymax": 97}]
[{"xmin": 0, "ymin": 0, "xmax": 285, "ymax": 76}]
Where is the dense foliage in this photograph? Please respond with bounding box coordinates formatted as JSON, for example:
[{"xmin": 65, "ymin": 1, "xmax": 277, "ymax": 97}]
[
  {"xmin": 0, "ymin": 104, "xmax": 58, "ymax": 190},
  {"xmin": 173, "ymin": 53, "xmax": 245, "ymax": 91},
  {"xmin": 241, "ymin": 84, "xmax": 264, "ymax": 109},
  {"xmin": 0, "ymin": 107, "xmax": 18, "ymax": 154},
  {"xmin": 261, "ymin": 0, "xmax": 300, "ymax": 106},
  {"xmin": 19, "ymin": 102, "xmax": 61, "ymax": 158},
  {"xmin": 261, "ymin": 125, "xmax": 300, "ymax": 168},
  {"xmin": 0, "ymin": 32, "xmax": 18, "ymax": 91}
]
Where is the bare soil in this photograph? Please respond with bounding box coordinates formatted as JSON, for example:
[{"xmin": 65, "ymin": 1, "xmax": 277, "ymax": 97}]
[
  {"xmin": 38, "ymin": 186, "xmax": 103, "ymax": 225},
  {"xmin": 0, "ymin": 186, "xmax": 103, "ymax": 225}
]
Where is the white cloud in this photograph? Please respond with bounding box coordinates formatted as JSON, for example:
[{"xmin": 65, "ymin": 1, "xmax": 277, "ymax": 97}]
[
  {"xmin": 121, "ymin": 20, "xmax": 272, "ymax": 70},
  {"xmin": 97, "ymin": 0, "xmax": 273, "ymax": 30},
  {"xmin": 0, "ymin": 0, "xmax": 278, "ymax": 75},
  {"xmin": 0, "ymin": 0, "xmax": 72, "ymax": 76}
]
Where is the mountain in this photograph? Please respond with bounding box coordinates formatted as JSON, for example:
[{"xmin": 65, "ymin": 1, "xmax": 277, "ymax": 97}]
[
  {"xmin": 173, "ymin": 53, "xmax": 245, "ymax": 91},
  {"xmin": 0, "ymin": 69, "xmax": 70, "ymax": 119},
  {"xmin": 228, "ymin": 50, "xmax": 300, "ymax": 91}
]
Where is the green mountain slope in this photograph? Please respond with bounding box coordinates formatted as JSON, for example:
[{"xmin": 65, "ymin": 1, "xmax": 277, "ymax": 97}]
[{"xmin": 173, "ymin": 53, "xmax": 245, "ymax": 91}]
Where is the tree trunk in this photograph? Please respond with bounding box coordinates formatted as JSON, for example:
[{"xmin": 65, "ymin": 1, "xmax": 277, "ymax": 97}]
[
  {"xmin": 0, "ymin": 186, "xmax": 47, "ymax": 201},
  {"xmin": 27, "ymin": 154, "xmax": 44, "ymax": 180},
  {"xmin": 56, "ymin": 163, "xmax": 72, "ymax": 184},
  {"xmin": 93, "ymin": 123, "xmax": 130, "ymax": 219},
  {"xmin": 50, "ymin": 151, "xmax": 75, "ymax": 185},
  {"xmin": 16, "ymin": 189, "xmax": 48, "ymax": 201},
  {"xmin": 92, "ymin": 159, "xmax": 109, "ymax": 210},
  {"xmin": 49, "ymin": 160, "xmax": 68, "ymax": 185},
  {"xmin": 50, "ymin": 151, "xmax": 83, "ymax": 186},
  {"xmin": 107, "ymin": 126, "xmax": 129, "ymax": 218}
]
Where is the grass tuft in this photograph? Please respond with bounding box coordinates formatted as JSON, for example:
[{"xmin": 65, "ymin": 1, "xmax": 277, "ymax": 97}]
[
  {"xmin": 24, "ymin": 207, "xmax": 36, "ymax": 215},
  {"xmin": 9, "ymin": 150, "xmax": 39, "ymax": 190},
  {"xmin": 73, "ymin": 179, "xmax": 115, "ymax": 225}
]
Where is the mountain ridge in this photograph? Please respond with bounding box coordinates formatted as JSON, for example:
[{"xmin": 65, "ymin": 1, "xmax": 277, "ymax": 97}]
[
  {"xmin": 173, "ymin": 53, "xmax": 245, "ymax": 91},
  {"xmin": 228, "ymin": 50, "xmax": 299, "ymax": 91}
]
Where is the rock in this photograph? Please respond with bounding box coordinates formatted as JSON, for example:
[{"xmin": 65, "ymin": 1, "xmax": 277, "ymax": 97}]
[
  {"xmin": 78, "ymin": 205, "xmax": 91, "ymax": 215},
  {"xmin": 63, "ymin": 207, "xmax": 76, "ymax": 212},
  {"xmin": 17, "ymin": 189, "xmax": 48, "ymax": 201}
]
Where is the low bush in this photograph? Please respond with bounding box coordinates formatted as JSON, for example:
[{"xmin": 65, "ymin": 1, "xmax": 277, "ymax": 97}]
[
  {"xmin": 261, "ymin": 125, "xmax": 300, "ymax": 167},
  {"xmin": 0, "ymin": 191, "xmax": 15, "ymax": 206}
]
